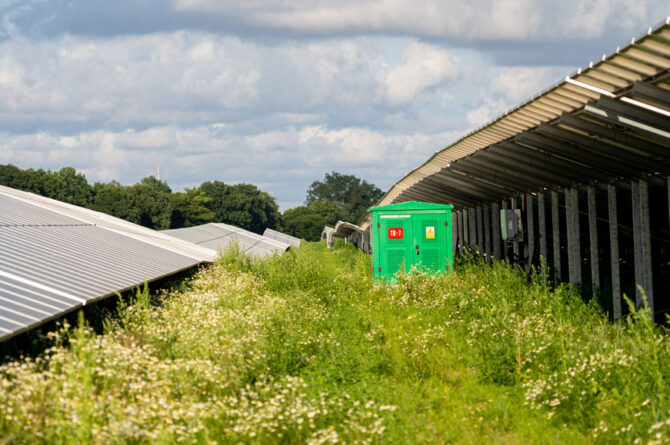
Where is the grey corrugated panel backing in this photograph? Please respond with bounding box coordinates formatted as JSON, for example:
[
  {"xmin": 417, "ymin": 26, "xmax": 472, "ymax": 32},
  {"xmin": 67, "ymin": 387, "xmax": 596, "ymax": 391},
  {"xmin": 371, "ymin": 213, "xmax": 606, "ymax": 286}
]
[
  {"xmin": 164, "ymin": 223, "xmax": 290, "ymax": 258},
  {"xmin": 0, "ymin": 195, "xmax": 86, "ymax": 226},
  {"xmin": 263, "ymin": 228, "xmax": 301, "ymax": 247},
  {"xmin": 0, "ymin": 185, "xmax": 216, "ymax": 262},
  {"xmin": 0, "ymin": 225, "xmax": 199, "ymax": 299},
  {"xmin": 0, "ymin": 276, "xmax": 81, "ymax": 337},
  {"xmin": 0, "ymin": 190, "xmax": 215, "ymax": 342}
]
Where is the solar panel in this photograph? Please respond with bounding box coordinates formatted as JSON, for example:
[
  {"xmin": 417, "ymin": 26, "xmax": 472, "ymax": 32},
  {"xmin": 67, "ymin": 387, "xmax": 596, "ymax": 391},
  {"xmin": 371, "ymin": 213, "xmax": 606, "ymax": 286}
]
[
  {"xmin": 0, "ymin": 185, "xmax": 216, "ymax": 262},
  {"xmin": 0, "ymin": 188, "xmax": 216, "ymax": 342},
  {"xmin": 164, "ymin": 223, "xmax": 290, "ymax": 258},
  {"xmin": 263, "ymin": 228, "xmax": 301, "ymax": 247}
]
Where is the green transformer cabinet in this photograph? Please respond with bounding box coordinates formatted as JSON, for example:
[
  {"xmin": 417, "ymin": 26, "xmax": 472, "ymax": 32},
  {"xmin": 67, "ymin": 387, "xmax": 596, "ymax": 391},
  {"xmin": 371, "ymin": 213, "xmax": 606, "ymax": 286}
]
[{"xmin": 370, "ymin": 201, "xmax": 454, "ymax": 281}]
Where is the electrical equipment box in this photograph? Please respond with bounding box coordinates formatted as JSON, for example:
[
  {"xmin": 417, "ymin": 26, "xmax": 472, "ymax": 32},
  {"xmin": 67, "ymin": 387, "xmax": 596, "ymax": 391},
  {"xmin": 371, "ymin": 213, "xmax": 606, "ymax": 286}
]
[
  {"xmin": 500, "ymin": 209, "xmax": 523, "ymax": 241},
  {"xmin": 370, "ymin": 201, "xmax": 453, "ymax": 281}
]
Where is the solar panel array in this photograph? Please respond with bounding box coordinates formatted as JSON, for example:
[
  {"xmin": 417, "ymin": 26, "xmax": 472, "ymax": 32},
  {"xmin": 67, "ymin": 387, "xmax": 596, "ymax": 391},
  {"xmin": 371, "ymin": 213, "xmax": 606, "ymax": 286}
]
[
  {"xmin": 164, "ymin": 223, "xmax": 290, "ymax": 257},
  {"xmin": 0, "ymin": 186, "xmax": 216, "ymax": 341},
  {"xmin": 263, "ymin": 228, "xmax": 301, "ymax": 247}
]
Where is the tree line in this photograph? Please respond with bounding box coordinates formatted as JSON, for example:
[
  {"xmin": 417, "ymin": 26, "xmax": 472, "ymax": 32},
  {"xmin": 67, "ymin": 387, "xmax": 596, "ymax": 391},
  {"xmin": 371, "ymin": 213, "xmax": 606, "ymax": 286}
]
[{"xmin": 0, "ymin": 165, "xmax": 383, "ymax": 240}]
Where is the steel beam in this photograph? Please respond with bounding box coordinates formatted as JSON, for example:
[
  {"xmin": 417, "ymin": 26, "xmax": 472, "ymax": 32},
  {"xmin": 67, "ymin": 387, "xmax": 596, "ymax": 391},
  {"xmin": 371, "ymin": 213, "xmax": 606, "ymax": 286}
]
[
  {"xmin": 530, "ymin": 125, "xmax": 659, "ymax": 176},
  {"xmin": 608, "ymin": 184, "xmax": 621, "ymax": 320},
  {"xmin": 560, "ymin": 113, "xmax": 670, "ymax": 162},
  {"xmin": 516, "ymin": 131, "xmax": 636, "ymax": 179},
  {"xmin": 408, "ymin": 181, "xmax": 479, "ymax": 207},
  {"xmin": 631, "ymin": 81, "xmax": 670, "ymax": 108},
  {"xmin": 497, "ymin": 140, "xmax": 612, "ymax": 184},
  {"xmin": 445, "ymin": 168, "xmax": 519, "ymax": 196},
  {"xmin": 596, "ymin": 96, "xmax": 670, "ymax": 131},
  {"xmin": 450, "ymin": 163, "xmax": 532, "ymax": 194},
  {"xmin": 476, "ymin": 150, "xmax": 575, "ymax": 188},
  {"xmin": 428, "ymin": 172, "xmax": 503, "ymax": 201},
  {"xmin": 434, "ymin": 170, "xmax": 510, "ymax": 198},
  {"xmin": 587, "ymin": 185, "xmax": 600, "ymax": 295},
  {"xmin": 463, "ymin": 155, "xmax": 551, "ymax": 190},
  {"xmin": 583, "ymin": 104, "xmax": 670, "ymax": 143}
]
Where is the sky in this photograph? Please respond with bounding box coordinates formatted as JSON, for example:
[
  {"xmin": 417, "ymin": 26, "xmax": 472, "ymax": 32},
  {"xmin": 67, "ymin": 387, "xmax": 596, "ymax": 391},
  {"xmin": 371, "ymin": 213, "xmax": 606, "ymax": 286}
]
[{"xmin": 0, "ymin": 1, "xmax": 667, "ymax": 210}]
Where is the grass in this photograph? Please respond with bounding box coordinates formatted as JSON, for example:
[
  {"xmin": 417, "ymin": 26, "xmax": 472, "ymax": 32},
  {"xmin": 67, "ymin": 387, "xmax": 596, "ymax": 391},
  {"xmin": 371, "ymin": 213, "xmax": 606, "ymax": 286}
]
[{"xmin": 0, "ymin": 241, "xmax": 668, "ymax": 444}]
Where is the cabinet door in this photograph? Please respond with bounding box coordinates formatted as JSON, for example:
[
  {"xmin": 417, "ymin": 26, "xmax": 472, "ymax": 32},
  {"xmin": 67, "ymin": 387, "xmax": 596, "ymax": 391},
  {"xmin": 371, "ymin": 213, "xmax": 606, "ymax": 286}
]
[
  {"xmin": 412, "ymin": 214, "xmax": 445, "ymax": 272},
  {"xmin": 379, "ymin": 216, "xmax": 413, "ymax": 277}
]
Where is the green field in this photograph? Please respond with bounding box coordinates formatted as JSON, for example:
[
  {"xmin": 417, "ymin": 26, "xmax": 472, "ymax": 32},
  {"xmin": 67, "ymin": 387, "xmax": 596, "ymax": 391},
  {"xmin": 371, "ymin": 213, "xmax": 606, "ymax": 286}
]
[{"xmin": 0, "ymin": 242, "xmax": 668, "ymax": 444}]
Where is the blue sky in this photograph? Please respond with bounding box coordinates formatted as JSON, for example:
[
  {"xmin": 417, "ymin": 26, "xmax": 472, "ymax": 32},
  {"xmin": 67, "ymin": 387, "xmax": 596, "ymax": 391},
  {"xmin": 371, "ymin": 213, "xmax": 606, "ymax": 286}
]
[{"xmin": 0, "ymin": 1, "xmax": 667, "ymax": 210}]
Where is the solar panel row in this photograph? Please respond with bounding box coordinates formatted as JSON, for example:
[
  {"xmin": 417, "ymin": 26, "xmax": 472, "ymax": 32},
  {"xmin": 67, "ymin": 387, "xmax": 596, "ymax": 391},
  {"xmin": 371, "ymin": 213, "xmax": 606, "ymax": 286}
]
[
  {"xmin": 164, "ymin": 223, "xmax": 291, "ymax": 258},
  {"xmin": 262, "ymin": 228, "xmax": 301, "ymax": 247},
  {"xmin": 0, "ymin": 186, "xmax": 217, "ymax": 342}
]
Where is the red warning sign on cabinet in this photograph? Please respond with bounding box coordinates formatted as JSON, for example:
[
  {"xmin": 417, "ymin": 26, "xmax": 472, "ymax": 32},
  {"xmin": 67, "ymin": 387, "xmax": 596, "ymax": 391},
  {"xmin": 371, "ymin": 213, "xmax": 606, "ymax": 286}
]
[{"xmin": 388, "ymin": 228, "xmax": 403, "ymax": 239}]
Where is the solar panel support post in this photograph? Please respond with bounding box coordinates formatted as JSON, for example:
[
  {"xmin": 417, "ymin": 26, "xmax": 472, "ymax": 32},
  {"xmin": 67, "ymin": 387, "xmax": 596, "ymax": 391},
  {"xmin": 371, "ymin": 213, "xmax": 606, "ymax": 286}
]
[
  {"xmin": 538, "ymin": 192, "xmax": 547, "ymax": 285},
  {"xmin": 492, "ymin": 202, "xmax": 501, "ymax": 260},
  {"xmin": 631, "ymin": 180, "xmax": 643, "ymax": 309},
  {"xmin": 458, "ymin": 211, "xmax": 465, "ymax": 255},
  {"xmin": 484, "ymin": 203, "xmax": 491, "ymax": 264},
  {"xmin": 453, "ymin": 211, "xmax": 459, "ymax": 255},
  {"xmin": 511, "ymin": 197, "xmax": 519, "ymax": 261},
  {"xmin": 469, "ymin": 207, "xmax": 477, "ymax": 248},
  {"xmin": 501, "ymin": 200, "xmax": 508, "ymax": 260},
  {"xmin": 551, "ymin": 191, "xmax": 561, "ymax": 285},
  {"xmin": 526, "ymin": 193, "xmax": 535, "ymax": 274},
  {"xmin": 639, "ymin": 180, "xmax": 654, "ymax": 317},
  {"xmin": 587, "ymin": 185, "xmax": 600, "ymax": 297},
  {"xmin": 476, "ymin": 205, "xmax": 484, "ymax": 255},
  {"xmin": 566, "ymin": 188, "xmax": 582, "ymax": 285},
  {"xmin": 463, "ymin": 209, "xmax": 470, "ymax": 249},
  {"xmin": 607, "ymin": 184, "xmax": 621, "ymax": 320}
]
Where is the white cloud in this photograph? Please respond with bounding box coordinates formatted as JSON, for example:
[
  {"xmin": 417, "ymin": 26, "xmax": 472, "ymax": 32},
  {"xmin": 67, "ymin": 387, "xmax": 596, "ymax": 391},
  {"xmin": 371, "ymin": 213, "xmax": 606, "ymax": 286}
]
[
  {"xmin": 489, "ymin": 66, "xmax": 567, "ymax": 104},
  {"xmin": 466, "ymin": 106, "xmax": 492, "ymax": 128},
  {"xmin": 0, "ymin": 32, "xmax": 392, "ymax": 129},
  {"xmin": 0, "ymin": 123, "xmax": 461, "ymax": 206},
  {"xmin": 172, "ymin": 0, "xmax": 662, "ymax": 40},
  {"xmin": 385, "ymin": 41, "xmax": 459, "ymax": 106}
]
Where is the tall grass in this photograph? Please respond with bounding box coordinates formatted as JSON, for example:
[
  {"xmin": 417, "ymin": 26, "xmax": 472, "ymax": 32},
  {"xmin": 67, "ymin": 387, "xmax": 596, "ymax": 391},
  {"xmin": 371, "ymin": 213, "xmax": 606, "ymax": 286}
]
[{"xmin": 0, "ymin": 241, "xmax": 667, "ymax": 443}]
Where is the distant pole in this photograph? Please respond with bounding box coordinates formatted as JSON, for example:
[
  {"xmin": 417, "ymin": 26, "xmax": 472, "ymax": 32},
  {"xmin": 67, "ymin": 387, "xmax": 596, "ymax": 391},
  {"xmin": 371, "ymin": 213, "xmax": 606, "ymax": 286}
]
[{"xmin": 157, "ymin": 166, "xmax": 160, "ymax": 180}]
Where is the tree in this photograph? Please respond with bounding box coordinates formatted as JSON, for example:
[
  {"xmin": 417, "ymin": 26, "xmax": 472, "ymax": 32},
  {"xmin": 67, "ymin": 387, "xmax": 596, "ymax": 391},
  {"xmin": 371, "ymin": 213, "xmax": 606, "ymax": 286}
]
[
  {"xmin": 200, "ymin": 181, "xmax": 281, "ymax": 234},
  {"xmin": 125, "ymin": 179, "xmax": 172, "ymax": 230},
  {"xmin": 91, "ymin": 177, "xmax": 172, "ymax": 230},
  {"xmin": 46, "ymin": 167, "xmax": 92, "ymax": 206},
  {"xmin": 281, "ymin": 200, "xmax": 340, "ymax": 241},
  {"xmin": 305, "ymin": 171, "xmax": 383, "ymax": 224},
  {"xmin": 170, "ymin": 188, "xmax": 215, "ymax": 228}
]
